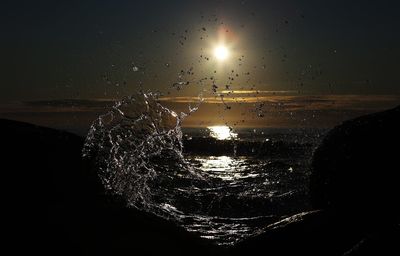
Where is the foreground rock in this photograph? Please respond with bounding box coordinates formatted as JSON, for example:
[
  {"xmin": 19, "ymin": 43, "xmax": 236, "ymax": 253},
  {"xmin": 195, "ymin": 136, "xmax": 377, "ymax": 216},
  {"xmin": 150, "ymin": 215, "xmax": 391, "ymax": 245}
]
[
  {"xmin": 310, "ymin": 105, "xmax": 400, "ymax": 223},
  {"xmin": 232, "ymin": 106, "xmax": 400, "ymax": 255},
  {"xmin": 1, "ymin": 119, "xmax": 220, "ymax": 256},
  {"xmin": 3, "ymin": 105, "xmax": 399, "ymax": 255}
]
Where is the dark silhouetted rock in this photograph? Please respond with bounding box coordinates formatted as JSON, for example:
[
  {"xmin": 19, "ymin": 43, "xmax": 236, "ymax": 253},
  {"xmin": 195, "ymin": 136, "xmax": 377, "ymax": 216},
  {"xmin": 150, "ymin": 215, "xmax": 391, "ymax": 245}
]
[
  {"xmin": 232, "ymin": 210, "xmax": 367, "ymax": 255},
  {"xmin": 232, "ymin": 106, "xmax": 400, "ymax": 255},
  {"xmin": 1, "ymin": 119, "xmax": 220, "ymax": 256},
  {"xmin": 310, "ymin": 105, "xmax": 400, "ymax": 224},
  {"xmin": 4, "ymin": 105, "xmax": 400, "ymax": 256}
]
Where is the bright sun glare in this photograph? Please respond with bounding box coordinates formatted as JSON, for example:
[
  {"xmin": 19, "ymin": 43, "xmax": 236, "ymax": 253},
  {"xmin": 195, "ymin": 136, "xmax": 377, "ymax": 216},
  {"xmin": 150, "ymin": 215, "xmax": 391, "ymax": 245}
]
[
  {"xmin": 214, "ymin": 45, "xmax": 229, "ymax": 61},
  {"xmin": 208, "ymin": 125, "xmax": 238, "ymax": 140}
]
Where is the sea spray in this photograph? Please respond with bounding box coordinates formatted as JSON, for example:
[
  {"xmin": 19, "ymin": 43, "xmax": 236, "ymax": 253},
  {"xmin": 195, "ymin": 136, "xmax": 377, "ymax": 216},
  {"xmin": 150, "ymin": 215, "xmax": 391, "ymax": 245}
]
[
  {"xmin": 82, "ymin": 92, "xmax": 316, "ymax": 246},
  {"xmin": 82, "ymin": 92, "xmax": 200, "ymax": 212}
]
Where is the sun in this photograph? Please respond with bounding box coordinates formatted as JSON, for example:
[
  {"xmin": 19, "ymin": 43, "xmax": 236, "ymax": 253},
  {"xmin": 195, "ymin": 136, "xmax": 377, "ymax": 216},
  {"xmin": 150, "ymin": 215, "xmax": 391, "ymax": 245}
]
[{"xmin": 214, "ymin": 45, "xmax": 229, "ymax": 61}]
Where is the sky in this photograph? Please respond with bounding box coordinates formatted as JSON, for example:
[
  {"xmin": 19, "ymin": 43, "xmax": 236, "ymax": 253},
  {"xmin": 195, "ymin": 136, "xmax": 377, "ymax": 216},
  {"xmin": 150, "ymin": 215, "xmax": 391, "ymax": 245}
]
[{"xmin": 1, "ymin": 0, "xmax": 400, "ymax": 130}]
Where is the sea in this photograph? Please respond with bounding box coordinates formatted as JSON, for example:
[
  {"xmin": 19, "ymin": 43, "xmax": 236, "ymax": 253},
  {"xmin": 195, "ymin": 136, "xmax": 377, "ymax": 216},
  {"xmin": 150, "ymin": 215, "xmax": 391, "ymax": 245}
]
[{"xmin": 83, "ymin": 93, "xmax": 327, "ymax": 246}]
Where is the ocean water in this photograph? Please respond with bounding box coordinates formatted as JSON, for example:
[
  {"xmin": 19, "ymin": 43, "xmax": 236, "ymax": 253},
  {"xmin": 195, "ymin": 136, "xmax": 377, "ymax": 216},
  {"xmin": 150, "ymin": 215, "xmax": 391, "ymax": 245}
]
[
  {"xmin": 83, "ymin": 94, "xmax": 326, "ymax": 246},
  {"xmin": 171, "ymin": 127, "xmax": 323, "ymax": 245}
]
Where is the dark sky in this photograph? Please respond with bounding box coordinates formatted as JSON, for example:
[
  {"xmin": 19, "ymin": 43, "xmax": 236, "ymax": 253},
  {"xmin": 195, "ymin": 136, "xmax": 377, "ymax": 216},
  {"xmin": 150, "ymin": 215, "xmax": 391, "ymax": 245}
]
[{"xmin": 2, "ymin": 0, "xmax": 399, "ymax": 102}]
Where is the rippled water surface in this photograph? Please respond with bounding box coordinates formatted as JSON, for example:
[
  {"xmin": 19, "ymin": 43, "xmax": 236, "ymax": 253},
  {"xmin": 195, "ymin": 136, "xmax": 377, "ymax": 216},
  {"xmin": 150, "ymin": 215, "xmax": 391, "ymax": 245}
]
[
  {"xmin": 83, "ymin": 94, "xmax": 325, "ymax": 246},
  {"xmin": 165, "ymin": 152, "xmax": 314, "ymax": 245}
]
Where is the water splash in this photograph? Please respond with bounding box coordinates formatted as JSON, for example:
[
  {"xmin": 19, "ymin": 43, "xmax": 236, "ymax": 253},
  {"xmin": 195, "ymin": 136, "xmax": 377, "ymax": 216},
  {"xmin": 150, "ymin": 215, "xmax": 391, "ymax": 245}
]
[
  {"xmin": 82, "ymin": 91, "xmax": 315, "ymax": 246},
  {"xmin": 83, "ymin": 92, "xmax": 192, "ymax": 211}
]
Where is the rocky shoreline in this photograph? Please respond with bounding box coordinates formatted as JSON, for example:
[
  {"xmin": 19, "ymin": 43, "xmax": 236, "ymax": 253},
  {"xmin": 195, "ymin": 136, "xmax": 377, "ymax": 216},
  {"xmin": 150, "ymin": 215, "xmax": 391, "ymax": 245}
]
[{"xmin": 2, "ymin": 105, "xmax": 399, "ymax": 255}]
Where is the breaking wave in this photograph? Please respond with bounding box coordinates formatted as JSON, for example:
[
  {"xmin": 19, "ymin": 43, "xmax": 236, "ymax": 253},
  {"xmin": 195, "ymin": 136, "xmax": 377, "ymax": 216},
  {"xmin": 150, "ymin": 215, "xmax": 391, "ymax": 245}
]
[
  {"xmin": 82, "ymin": 92, "xmax": 318, "ymax": 245},
  {"xmin": 83, "ymin": 93, "xmax": 196, "ymax": 211}
]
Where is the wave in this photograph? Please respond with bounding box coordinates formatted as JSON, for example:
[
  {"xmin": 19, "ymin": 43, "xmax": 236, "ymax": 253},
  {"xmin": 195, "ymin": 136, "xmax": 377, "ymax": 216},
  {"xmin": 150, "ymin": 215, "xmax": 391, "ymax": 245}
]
[
  {"xmin": 82, "ymin": 93, "xmax": 194, "ymax": 211},
  {"xmin": 183, "ymin": 137, "xmax": 313, "ymax": 158},
  {"xmin": 82, "ymin": 93, "xmax": 313, "ymax": 245}
]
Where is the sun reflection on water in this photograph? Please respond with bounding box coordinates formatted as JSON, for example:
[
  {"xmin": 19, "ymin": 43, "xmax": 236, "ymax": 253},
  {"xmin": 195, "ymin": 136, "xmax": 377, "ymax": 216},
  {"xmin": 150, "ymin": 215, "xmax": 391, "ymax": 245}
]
[
  {"xmin": 208, "ymin": 125, "xmax": 238, "ymax": 140},
  {"xmin": 194, "ymin": 156, "xmax": 258, "ymax": 181}
]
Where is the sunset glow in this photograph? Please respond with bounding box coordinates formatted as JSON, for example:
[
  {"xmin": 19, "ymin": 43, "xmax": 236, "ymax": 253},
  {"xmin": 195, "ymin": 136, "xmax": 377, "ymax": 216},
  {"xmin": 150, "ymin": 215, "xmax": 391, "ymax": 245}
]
[{"xmin": 208, "ymin": 125, "xmax": 237, "ymax": 140}]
